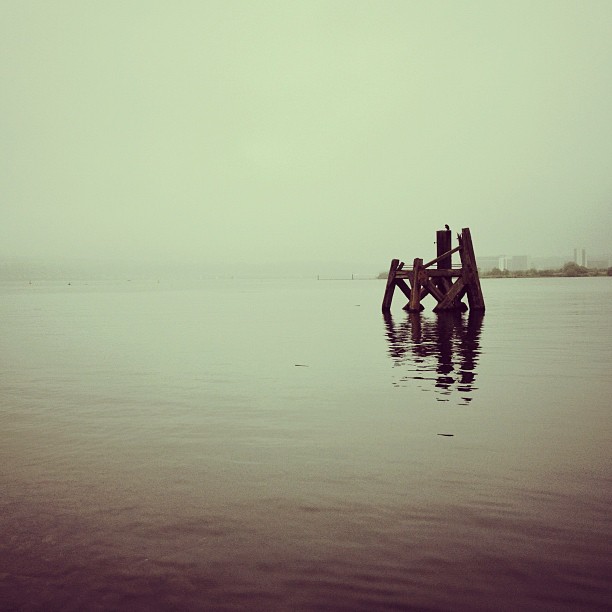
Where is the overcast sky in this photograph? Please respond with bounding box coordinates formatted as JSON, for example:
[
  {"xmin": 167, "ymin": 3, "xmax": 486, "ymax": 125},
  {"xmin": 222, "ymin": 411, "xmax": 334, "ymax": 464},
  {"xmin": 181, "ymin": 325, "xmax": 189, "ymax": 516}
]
[{"xmin": 2, "ymin": 0, "xmax": 611, "ymax": 271}]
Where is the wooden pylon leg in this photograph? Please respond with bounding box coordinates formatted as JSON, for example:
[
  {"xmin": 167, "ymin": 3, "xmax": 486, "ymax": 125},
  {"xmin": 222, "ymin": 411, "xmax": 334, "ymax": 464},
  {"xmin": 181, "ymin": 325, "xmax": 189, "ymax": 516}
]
[
  {"xmin": 382, "ymin": 258, "xmax": 400, "ymax": 313},
  {"xmin": 407, "ymin": 258, "xmax": 424, "ymax": 312},
  {"xmin": 459, "ymin": 228, "xmax": 485, "ymax": 311}
]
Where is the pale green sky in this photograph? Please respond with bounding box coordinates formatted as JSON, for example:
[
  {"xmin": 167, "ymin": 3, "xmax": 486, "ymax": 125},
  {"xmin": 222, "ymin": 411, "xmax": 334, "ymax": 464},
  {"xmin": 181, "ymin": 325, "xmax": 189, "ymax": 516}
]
[{"xmin": 2, "ymin": 0, "xmax": 611, "ymax": 269}]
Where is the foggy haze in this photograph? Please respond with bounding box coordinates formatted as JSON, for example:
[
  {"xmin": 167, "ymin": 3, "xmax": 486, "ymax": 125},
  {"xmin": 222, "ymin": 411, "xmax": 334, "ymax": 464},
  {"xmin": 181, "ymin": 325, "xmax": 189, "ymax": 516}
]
[{"xmin": 2, "ymin": 1, "xmax": 611, "ymax": 274}]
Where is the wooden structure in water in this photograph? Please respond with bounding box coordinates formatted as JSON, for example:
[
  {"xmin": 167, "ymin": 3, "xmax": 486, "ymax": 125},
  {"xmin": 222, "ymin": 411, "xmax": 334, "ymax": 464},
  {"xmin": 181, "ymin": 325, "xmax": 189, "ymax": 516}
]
[{"xmin": 382, "ymin": 227, "xmax": 485, "ymax": 313}]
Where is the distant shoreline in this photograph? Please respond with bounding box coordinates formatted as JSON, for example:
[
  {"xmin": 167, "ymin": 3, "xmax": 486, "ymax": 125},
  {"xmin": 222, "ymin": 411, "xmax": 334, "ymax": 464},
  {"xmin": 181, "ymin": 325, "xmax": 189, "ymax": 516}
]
[
  {"xmin": 479, "ymin": 266, "xmax": 611, "ymax": 278},
  {"xmin": 378, "ymin": 262, "xmax": 612, "ymax": 280}
]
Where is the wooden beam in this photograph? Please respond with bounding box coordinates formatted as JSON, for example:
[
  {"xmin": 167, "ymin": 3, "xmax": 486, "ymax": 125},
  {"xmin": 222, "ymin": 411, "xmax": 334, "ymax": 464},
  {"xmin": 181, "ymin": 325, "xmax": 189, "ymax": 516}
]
[
  {"xmin": 424, "ymin": 269, "xmax": 463, "ymax": 278},
  {"xmin": 396, "ymin": 268, "xmax": 462, "ymax": 279},
  {"xmin": 433, "ymin": 277, "xmax": 466, "ymax": 311},
  {"xmin": 396, "ymin": 278, "xmax": 412, "ymax": 300},
  {"xmin": 424, "ymin": 278, "xmax": 445, "ymax": 303},
  {"xmin": 422, "ymin": 246, "xmax": 460, "ymax": 269},
  {"xmin": 403, "ymin": 286, "xmax": 429, "ymax": 310}
]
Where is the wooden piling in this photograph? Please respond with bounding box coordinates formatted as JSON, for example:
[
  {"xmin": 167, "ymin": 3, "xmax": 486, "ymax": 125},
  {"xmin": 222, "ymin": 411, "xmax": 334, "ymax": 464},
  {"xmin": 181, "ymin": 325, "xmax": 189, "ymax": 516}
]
[
  {"xmin": 381, "ymin": 227, "xmax": 485, "ymax": 313},
  {"xmin": 436, "ymin": 229, "xmax": 452, "ymax": 270},
  {"xmin": 435, "ymin": 228, "xmax": 453, "ymax": 297}
]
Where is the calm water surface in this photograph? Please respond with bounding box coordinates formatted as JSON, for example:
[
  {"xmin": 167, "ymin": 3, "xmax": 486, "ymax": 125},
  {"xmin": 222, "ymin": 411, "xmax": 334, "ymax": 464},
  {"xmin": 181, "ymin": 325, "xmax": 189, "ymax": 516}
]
[{"xmin": 1, "ymin": 278, "xmax": 610, "ymax": 611}]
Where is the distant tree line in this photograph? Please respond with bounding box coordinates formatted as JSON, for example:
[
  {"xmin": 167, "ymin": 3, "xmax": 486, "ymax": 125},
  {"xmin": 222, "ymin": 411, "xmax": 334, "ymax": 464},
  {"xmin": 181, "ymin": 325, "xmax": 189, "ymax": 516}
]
[{"xmin": 481, "ymin": 262, "xmax": 612, "ymax": 278}]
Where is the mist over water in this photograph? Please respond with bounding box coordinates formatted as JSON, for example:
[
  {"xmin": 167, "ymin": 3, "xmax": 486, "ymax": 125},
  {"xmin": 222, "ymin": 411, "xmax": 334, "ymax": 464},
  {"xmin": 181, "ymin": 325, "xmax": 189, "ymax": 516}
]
[
  {"xmin": 2, "ymin": 2, "xmax": 612, "ymax": 265},
  {"xmin": 1, "ymin": 278, "xmax": 611, "ymax": 610}
]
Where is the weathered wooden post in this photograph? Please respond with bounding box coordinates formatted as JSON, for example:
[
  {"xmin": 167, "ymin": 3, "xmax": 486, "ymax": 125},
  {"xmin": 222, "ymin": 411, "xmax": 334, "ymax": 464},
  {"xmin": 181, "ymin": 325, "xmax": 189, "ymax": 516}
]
[
  {"xmin": 436, "ymin": 228, "xmax": 452, "ymax": 295},
  {"xmin": 436, "ymin": 229, "xmax": 452, "ymax": 270}
]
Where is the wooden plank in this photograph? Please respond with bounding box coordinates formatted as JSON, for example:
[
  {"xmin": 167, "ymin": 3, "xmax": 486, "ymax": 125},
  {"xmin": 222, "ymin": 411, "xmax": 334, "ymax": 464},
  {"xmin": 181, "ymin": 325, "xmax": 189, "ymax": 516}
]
[{"xmin": 381, "ymin": 258, "xmax": 399, "ymax": 312}]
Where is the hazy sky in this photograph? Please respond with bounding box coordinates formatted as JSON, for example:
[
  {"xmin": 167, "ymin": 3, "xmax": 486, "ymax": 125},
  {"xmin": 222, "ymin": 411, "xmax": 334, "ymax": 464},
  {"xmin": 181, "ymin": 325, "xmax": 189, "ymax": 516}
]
[{"xmin": 2, "ymin": 0, "xmax": 611, "ymax": 270}]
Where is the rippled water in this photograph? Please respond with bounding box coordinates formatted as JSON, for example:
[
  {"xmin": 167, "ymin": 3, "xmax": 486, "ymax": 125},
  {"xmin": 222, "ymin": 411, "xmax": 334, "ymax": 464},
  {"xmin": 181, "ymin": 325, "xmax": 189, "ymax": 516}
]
[{"xmin": 1, "ymin": 277, "xmax": 610, "ymax": 611}]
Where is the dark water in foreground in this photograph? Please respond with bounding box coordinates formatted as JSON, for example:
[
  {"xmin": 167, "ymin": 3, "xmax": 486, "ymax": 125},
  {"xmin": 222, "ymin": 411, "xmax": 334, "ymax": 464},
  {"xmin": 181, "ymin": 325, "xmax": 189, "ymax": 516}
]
[{"xmin": 1, "ymin": 278, "xmax": 610, "ymax": 611}]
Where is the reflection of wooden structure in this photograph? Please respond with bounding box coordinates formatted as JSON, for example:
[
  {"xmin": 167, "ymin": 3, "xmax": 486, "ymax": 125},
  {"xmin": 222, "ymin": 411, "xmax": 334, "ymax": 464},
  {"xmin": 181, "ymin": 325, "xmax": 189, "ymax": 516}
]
[
  {"xmin": 382, "ymin": 227, "xmax": 485, "ymax": 313},
  {"xmin": 383, "ymin": 309, "xmax": 484, "ymax": 404}
]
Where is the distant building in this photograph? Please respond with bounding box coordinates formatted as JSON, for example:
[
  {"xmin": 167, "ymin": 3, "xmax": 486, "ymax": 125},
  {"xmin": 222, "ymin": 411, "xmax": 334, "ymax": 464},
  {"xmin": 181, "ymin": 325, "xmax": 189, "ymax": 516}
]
[
  {"xmin": 478, "ymin": 256, "xmax": 501, "ymax": 272},
  {"xmin": 587, "ymin": 255, "xmax": 610, "ymax": 269},
  {"xmin": 478, "ymin": 253, "xmax": 603, "ymax": 273},
  {"xmin": 508, "ymin": 255, "xmax": 530, "ymax": 271},
  {"xmin": 478, "ymin": 255, "xmax": 514, "ymax": 272}
]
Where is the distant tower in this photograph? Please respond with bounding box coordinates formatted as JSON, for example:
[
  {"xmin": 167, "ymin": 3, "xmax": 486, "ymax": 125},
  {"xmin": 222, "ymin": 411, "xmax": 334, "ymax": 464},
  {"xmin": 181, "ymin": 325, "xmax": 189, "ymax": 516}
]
[{"xmin": 575, "ymin": 248, "xmax": 587, "ymax": 266}]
